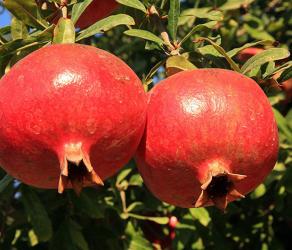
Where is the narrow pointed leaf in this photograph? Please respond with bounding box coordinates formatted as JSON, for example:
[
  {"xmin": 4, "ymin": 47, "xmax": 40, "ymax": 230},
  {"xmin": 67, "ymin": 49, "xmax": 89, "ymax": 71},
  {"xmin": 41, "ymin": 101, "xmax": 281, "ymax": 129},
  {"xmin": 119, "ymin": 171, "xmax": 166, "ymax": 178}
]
[
  {"xmin": 180, "ymin": 21, "xmax": 217, "ymax": 45},
  {"xmin": 76, "ymin": 14, "xmax": 135, "ymax": 41},
  {"xmin": 195, "ymin": 37, "xmax": 241, "ymax": 72},
  {"xmin": 124, "ymin": 29, "xmax": 164, "ymax": 47},
  {"xmin": 11, "ymin": 17, "xmax": 29, "ymax": 40},
  {"xmin": 241, "ymin": 48, "xmax": 290, "ymax": 74},
  {"xmin": 167, "ymin": 0, "xmax": 180, "ymax": 41},
  {"xmin": 4, "ymin": 0, "xmax": 48, "ymax": 29},
  {"xmin": 116, "ymin": 0, "xmax": 147, "ymax": 13},
  {"xmin": 71, "ymin": 0, "xmax": 93, "ymax": 25},
  {"xmin": 21, "ymin": 187, "xmax": 53, "ymax": 242},
  {"xmin": 227, "ymin": 40, "xmax": 274, "ymax": 58},
  {"xmin": 220, "ymin": 0, "xmax": 256, "ymax": 10},
  {"xmin": 124, "ymin": 213, "xmax": 169, "ymax": 224}
]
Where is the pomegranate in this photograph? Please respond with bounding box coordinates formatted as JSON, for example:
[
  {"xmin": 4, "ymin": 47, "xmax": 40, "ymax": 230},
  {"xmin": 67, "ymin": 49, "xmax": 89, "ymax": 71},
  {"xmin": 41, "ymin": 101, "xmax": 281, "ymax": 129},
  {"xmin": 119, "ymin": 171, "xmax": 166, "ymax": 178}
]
[
  {"xmin": 0, "ymin": 44, "xmax": 147, "ymax": 194},
  {"xmin": 76, "ymin": 0, "xmax": 118, "ymax": 29},
  {"xmin": 136, "ymin": 69, "xmax": 278, "ymax": 210}
]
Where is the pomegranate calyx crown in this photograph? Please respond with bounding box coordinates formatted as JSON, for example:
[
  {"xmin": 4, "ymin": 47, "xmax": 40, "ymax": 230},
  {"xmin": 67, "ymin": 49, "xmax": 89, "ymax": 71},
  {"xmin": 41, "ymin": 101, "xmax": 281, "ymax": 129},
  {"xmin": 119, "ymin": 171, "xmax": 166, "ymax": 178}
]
[
  {"xmin": 194, "ymin": 170, "xmax": 246, "ymax": 211},
  {"xmin": 58, "ymin": 142, "xmax": 103, "ymax": 195}
]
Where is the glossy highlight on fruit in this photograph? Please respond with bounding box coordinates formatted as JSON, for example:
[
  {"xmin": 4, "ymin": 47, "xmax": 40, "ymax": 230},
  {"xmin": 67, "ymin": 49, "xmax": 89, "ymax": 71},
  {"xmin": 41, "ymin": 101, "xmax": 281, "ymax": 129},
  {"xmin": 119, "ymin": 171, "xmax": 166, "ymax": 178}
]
[
  {"xmin": 0, "ymin": 44, "xmax": 147, "ymax": 194},
  {"xmin": 136, "ymin": 69, "xmax": 278, "ymax": 210},
  {"xmin": 76, "ymin": 0, "xmax": 118, "ymax": 29}
]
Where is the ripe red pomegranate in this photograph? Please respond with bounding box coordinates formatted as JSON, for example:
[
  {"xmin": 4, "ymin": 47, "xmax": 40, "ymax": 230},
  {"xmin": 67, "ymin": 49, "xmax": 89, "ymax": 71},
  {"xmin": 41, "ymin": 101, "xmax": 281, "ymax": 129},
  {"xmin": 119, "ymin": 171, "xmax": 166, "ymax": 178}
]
[
  {"xmin": 0, "ymin": 44, "xmax": 147, "ymax": 194},
  {"xmin": 76, "ymin": 0, "xmax": 118, "ymax": 29},
  {"xmin": 136, "ymin": 69, "xmax": 278, "ymax": 210}
]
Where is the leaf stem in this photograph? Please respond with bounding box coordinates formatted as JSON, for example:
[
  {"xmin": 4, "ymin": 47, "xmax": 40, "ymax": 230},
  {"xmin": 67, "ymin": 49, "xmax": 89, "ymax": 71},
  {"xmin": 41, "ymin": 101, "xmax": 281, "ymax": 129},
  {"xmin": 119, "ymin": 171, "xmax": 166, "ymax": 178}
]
[{"xmin": 60, "ymin": 0, "xmax": 68, "ymax": 19}]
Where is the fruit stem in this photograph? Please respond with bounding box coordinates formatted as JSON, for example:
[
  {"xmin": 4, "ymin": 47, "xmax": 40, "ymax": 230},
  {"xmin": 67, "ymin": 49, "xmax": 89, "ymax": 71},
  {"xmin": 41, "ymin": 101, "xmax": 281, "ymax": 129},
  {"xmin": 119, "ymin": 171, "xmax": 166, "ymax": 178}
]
[
  {"xmin": 148, "ymin": 5, "xmax": 179, "ymax": 55},
  {"xmin": 60, "ymin": 0, "xmax": 68, "ymax": 19}
]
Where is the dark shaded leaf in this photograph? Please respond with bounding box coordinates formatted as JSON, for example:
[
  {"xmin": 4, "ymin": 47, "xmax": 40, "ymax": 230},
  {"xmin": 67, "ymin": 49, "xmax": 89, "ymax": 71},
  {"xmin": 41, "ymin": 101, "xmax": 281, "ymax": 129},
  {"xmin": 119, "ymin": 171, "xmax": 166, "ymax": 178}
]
[{"xmin": 21, "ymin": 187, "xmax": 53, "ymax": 242}]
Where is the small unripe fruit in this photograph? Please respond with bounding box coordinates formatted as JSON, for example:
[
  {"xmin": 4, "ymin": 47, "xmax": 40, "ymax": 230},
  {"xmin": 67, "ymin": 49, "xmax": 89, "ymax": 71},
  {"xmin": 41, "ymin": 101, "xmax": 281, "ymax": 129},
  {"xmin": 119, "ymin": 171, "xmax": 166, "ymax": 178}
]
[
  {"xmin": 0, "ymin": 44, "xmax": 147, "ymax": 194},
  {"xmin": 136, "ymin": 69, "xmax": 278, "ymax": 210}
]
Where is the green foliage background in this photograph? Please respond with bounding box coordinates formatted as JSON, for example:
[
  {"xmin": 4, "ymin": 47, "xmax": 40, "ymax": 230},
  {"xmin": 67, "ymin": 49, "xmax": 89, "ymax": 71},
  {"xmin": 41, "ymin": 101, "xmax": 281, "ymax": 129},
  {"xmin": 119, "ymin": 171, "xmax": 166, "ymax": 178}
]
[{"xmin": 0, "ymin": 0, "xmax": 291, "ymax": 249}]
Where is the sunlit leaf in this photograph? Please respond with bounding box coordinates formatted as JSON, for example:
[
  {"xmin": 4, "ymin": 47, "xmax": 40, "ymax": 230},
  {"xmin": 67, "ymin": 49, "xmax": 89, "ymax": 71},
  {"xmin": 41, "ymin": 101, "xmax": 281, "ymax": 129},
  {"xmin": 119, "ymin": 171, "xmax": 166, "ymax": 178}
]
[
  {"xmin": 124, "ymin": 29, "xmax": 164, "ymax": 47},
  {"xmin": 167, "ymin": 0, "xmax": 180, "ymax": 41},
  {"xmin": 116, "ymin": 0, "xmax": 147, "ymax": 13},
  {"xmin": 53, "ymin": 18, "xmax": 75, "ymax": 44},
  {"xmin": 76, "ymin": 14, "xmax": 135, "ymax": 41},
  {"xmin": 4, "ymin": 0, "xmax": 48, "ymax": 29},
  {"xmin": 241, "ymin": 48, "xmax": 290, "ymax": 74}
]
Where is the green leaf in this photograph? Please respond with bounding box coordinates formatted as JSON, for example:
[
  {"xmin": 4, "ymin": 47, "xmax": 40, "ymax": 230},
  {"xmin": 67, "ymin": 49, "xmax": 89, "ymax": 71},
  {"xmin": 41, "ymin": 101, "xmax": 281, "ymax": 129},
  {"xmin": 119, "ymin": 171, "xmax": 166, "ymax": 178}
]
[
  {"xmin": 227, "ymin": 40, "xmax": 274, "ymax": 58},
  {"xmin": 0, "ymin": 26, "xmax": 11, "ymax": 37},
  {"xmin": 125, "ymin": 222, "xmax": 152, "ymax": 250},
  {"xmin": 50, "ymin": 219, "xmax": 89, "ymax": 250},
  {"xmin": 167, "ymin": 0, "xmax": 180, "ymax": 41},
  {"xmin": 241, "ymin": 48, "xmax": 290, "ymax": 74},
  {"xmin": 124, "ymin": 29, "xmax": 164, "ymax": 47},
  {"xmin": 180, "ymin": 21, "xmax": 217, "ymax": 45},
  {"xmin": 166, "ymin": 55, "xmax": 196, "ymax": 76},
  {"xmin": 128, "ymin": 173, "xmax": 143, "ymax": 186},
  {"xmin": 265, "ymin": 61, "xmax": 292, "ymax": 81},
  {"xmin": 189, "ymin": 207, "xmax": 211, "ymax": 226},
  {"xmin": 144, "ymin": 59, "xmax": 166, "ymax": 85},
  {"xmin": 244, "ymin": 24, "xmax": 275, "ymax": 41},
  {"xmin": 71, "ymin": 0, "xmax": 93, "ymax": 25},
  {"xmin": 11, "ymin": 17, "xmax": 29, "ymax": 40},
  {"xmin": 71, "ymin": 192, "xmax": 103, "ymax": 219},
  {"xmin": 278, "ymin": 65, "xmax": 292, "ymax": 83},
  {"xmin": 273, "ymin": 108, "xmax": 292, "ymax": 143},
  {"xmin": 251, "ymin": 184, "xmax": 266, "ymax": 199},
  {"xmin": 287, "ymin": 109, "xmax": 292, "ymax": 130},
  {"xmin": 195, "ymin": 37, "xmax": 241, "ymax": 72},
  {"xmin": 0, "ymin": 174, "xmax": 13, "ymax": 193},
  {"xmin": 126, "ymin": 202, "xmax": 144, "ymax": 213},
  {"xmin": 21, "ymin": 187, "xmax": 53, "ymax": 242},
  {"xmin": 219, "ymin": 0, "xmax": 256, "ymax": 10},
  {"xmin": 4, "ymin": 0, "xmax": 48, "ymax": 29},
  {"xmin": 53, "ymin": 18, "xmax": 75, "ymax": 44},
  {"xmin": 127, "ymin": 235, "xmax": 153, "ymax": 250},
  {"xmin": 116, "ymin": 0, "xmax": 147, "ymax": 13},
  {"xmin": 125, "ymin": 213, "xmax": 169, "ymax": 224},
  {"xmin": 116, "ymin": 168, "xmax": 132, "ymax": 185},
  {"xmin": 179, "ymin": 8, "xmax": 223, "ymax": 26},
  {"xmin": 0, "ymin": 25, "xmax": 54, "ymax": 58},
  {"xmin": 76, "ymin": 14, "xmax": 135, "ymax": 41}
]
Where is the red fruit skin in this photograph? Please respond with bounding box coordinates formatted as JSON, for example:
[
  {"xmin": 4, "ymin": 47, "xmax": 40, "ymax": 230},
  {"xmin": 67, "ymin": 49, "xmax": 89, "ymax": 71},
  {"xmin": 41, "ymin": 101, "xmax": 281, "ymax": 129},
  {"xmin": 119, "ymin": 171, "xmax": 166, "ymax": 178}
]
[
  {"xmin": 0, "ymin": 44, "xmax": 146, "ymax": 189},
  {"xmin": 136, "ymin": 69, "xmax": 278, "ymax": 208},
  {"xmin": 76, "ymin": 0, "xmax": 118, "ymax": 29}
]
